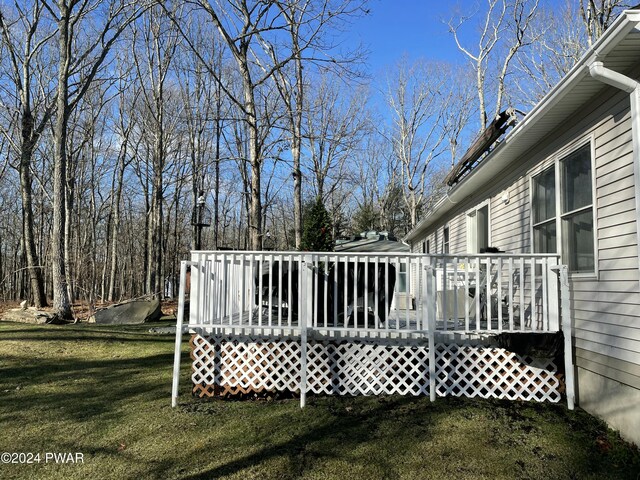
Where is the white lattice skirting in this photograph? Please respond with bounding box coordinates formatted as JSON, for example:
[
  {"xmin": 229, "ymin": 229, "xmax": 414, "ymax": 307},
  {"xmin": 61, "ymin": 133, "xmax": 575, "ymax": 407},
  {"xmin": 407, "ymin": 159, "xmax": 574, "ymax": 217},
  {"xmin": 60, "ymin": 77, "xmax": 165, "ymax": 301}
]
[{"xmin": 190, "ymin": 334, "xmax": 561, "ymax": 403}]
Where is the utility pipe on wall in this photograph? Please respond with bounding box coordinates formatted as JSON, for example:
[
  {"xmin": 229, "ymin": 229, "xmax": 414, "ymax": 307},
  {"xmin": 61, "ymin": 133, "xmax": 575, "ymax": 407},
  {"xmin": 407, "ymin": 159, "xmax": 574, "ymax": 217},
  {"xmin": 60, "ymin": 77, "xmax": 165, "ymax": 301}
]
[{"xmin": 589, "ymin": 60, "xmax": 640, "ymax": 284}]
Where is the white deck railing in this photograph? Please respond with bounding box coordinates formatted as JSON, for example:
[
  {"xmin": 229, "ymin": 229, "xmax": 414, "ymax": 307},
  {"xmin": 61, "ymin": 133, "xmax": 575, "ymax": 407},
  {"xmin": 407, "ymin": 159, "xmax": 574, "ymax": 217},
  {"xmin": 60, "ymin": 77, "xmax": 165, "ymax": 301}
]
[
  {"xmin": 182, "ymin": 251, "xmax": 563, "ymax": 335},
  {"xmin": 172, "ymin": 251, "xmax": 574, "ymax": 409}
]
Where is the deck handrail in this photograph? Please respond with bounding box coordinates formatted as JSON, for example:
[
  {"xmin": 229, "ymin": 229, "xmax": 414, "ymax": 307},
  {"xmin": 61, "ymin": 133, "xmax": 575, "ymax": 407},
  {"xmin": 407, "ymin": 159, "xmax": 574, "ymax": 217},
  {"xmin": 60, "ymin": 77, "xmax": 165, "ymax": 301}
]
[{"xmin": 184, "ymin": 251, "xmax": 562, "ymax": 336}]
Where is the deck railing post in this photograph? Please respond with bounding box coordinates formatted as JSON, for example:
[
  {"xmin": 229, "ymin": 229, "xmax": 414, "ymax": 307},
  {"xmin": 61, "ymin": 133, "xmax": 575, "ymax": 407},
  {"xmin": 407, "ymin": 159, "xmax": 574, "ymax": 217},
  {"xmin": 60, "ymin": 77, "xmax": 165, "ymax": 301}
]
[
  {"xmin": 300, "ymin": 254, "xmax": 313, "ymax": 408},
  {"xmin": 426, "ymin": 257, "xmax": 437, "ymax": 402},
  {"xmin": 548, "ymin": 260, "xmax": 560, "ymax": 331},
  {"xmin": 172, "ymin": 260, "xmax": 189, "ymax": 408},
  {"xmin": 558, "ymin": 265, "xmax": 575, "ymax": 410}
]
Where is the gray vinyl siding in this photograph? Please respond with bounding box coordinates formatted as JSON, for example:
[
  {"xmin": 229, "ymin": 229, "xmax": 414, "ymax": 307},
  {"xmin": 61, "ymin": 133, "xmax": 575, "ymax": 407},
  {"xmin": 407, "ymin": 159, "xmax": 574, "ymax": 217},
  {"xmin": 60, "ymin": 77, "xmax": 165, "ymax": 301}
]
[
  {"xmin": 489, "ymin": 176, "xmax": 530, "ymax": 253},
  {"xmin": 448, "ymin": 215, "xmax": 466, "ymax": 253},
  {"xmin": 577, "ymin": 83, "xmax": 640, "ymax": 382},
  {"xmin": 411, "ymin": 77, "xmax": 640, "ymax": 389},
  {"xmin": 576, "ymin": 347, "xmax": 640, "ymax": 390},
  {"xmin": 411, "ymin": 232, "xmax": 437, "ymax": 254}
]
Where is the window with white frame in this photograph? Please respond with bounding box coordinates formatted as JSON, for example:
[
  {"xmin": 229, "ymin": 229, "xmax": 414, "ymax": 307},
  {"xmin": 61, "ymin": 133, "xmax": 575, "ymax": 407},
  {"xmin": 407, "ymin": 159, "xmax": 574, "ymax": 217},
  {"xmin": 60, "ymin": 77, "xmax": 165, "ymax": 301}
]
[
  {"xmin": 532, "ymin": 166, "xmax": 557, "ymax": 254},
  {"xmin": 531, "ymin": 142, "xmax": 594, "ymax": 273},
  {"xmin": 397, "ymin": 262, "xmax": 409, "ymax": 292},
  {"xmin": 443, "ymin": 227, "xmax": 450, "ymax": 254}
]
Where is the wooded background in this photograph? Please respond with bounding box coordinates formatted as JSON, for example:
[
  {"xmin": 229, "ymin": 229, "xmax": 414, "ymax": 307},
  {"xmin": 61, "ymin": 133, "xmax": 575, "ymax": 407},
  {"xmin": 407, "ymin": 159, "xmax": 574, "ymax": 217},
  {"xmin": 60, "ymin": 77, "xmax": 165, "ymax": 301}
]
[{"xmin": 0, "ymin": 0, "xmax": 628, "ymax": 317}]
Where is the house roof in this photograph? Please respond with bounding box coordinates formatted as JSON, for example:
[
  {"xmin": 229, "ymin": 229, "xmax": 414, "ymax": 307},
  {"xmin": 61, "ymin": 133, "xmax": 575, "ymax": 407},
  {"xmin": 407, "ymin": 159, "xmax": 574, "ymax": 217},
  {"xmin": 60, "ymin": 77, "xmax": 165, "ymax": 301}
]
[
  {"xmin": 335, "ymin": 232, "xmax": 410, "ymax": 253},
  {"xmin": 404, "ymin": 8, "xmax": 640, "ymax": 244}
]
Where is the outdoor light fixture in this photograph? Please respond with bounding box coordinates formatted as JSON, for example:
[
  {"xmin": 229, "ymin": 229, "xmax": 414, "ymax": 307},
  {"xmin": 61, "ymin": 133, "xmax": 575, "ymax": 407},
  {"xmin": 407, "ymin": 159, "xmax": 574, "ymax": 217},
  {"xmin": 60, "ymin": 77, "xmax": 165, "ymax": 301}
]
[{"xmin": 191, "ymin": 192, "xmax": 212, "ymax": 250}]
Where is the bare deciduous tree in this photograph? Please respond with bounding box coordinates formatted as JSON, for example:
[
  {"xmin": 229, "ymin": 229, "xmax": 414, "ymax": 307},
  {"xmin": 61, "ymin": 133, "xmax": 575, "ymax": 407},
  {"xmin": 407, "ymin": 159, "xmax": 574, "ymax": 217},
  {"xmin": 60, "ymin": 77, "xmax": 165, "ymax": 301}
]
[
  {"xmin": 46, "ymin": 0, "xmax": 145, "ymax": 318},
  {"xmin": 181, "ymin": 0, "xmax": 283, "ymax": 251},
  {"xmin": 131, "ymin": 5, "xmax": 181, "ymax": 297},
  {"xmin": 580, "ymin": 0, "xmax": 629, "ymax": 46},
  {"xmin": 175, "ymin": 21, "xmax": 227, "ymax": 251},
  {"xmin": 385, "ymin": 58, "xmax": 451, "ymax": 229},
  {"xmin": 268, "ymin": 0, "xmax": 368, "ymax": 249},
  {"xmin": 305, "ymin": 72, "xmax": 368, "ymax": 203},
  {"xmin": 516, "ymin": 0, "xmax": 629, "ymax": 106},
  {"xmin": 449, "ymin": 0, "xmax": 540, "ymax": 129},
  {"xmin": 0, "ymin": 1, "xmax": 56, "ymax": 307},
  {"xmin": 107, "ymin": 60, "xmax": 139, "ymax": 302}
]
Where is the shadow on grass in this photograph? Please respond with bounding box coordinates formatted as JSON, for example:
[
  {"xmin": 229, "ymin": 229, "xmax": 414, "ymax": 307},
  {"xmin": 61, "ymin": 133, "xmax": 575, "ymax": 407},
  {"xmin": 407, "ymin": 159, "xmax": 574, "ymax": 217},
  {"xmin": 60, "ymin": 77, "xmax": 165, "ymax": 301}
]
[
  {"xmin": 0, "ymin": 322, "xmax": 178, "ymax": 343},
  {"xmin": 0, "ymin": 351, "xmax": 187, "ymax": 421},
  {"xmin": 171, "ymin": 394, "xmax": 640, "ymax": 480},
  {"xmin": 0, "ymin": 321, "xmax": 191, "ymax": 426},
  {"xmin": 0, "ymin": 333, "xmax": 177, "ymax": 343},
  {"xmin": 177, "ymin": 395, "xmax": 435, "ymax": 480}
]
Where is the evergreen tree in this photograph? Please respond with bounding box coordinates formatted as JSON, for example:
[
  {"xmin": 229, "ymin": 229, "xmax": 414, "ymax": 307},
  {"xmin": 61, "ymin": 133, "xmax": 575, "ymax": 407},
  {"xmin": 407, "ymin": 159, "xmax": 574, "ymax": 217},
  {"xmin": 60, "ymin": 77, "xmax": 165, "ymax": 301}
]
[
  {"xmin": 301, "ymin": 197, "xmax": 333, "ymax": 252},
  {"xmin": 351, "ymin": 202, "xmax": 379, "ymax": 234}
]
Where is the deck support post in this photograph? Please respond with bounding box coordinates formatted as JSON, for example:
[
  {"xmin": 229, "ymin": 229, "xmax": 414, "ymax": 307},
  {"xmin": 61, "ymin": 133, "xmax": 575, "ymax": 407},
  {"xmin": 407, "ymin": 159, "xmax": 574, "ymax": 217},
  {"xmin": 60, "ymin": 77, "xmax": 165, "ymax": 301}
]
[
  {"xmin": 172, "ymin": 260, "xmax": 190, "ymax": 408},
  {"xmin": 559, "ymin": 265, "xmax": 575, "ymax": 410},
  {"xmin": 300, "ymin": 254, "xmax": 313, "ymax": 408},
  {"xmin": 426, "ymin": 257, "xmax": 437, "ymax": 402}
]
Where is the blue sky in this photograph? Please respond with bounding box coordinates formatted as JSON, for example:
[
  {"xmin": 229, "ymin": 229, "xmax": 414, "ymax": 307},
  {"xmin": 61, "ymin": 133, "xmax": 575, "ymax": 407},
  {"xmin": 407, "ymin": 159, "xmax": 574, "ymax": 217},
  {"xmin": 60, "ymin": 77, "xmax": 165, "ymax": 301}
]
[
  {"xmin": 349, "ymin": 0, "xmax": 572, "ymax": 74},
  {"xmin": 350, "ymin": 0, "xmax": 471, "ymax": 74}
]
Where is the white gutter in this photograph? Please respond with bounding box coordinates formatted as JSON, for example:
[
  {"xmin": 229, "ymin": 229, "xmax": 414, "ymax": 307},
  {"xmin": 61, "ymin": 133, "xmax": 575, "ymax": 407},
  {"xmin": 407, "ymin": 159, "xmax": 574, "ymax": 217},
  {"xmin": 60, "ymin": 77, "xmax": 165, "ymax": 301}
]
[
  {"xmin": 589, "ymin": 60, "xmax": 640, "ymax": 283},
  {"xmin": 589, "ymin": 61, "xmax": 638, "ymax": 93}
]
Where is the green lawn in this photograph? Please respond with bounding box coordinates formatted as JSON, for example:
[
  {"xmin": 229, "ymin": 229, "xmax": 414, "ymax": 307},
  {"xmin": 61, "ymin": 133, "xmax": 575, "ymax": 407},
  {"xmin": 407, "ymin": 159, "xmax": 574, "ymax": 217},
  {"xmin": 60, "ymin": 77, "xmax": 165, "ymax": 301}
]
[{"xmin": 0, "ymin": 321, "xmax": 638, "ymax": 480}]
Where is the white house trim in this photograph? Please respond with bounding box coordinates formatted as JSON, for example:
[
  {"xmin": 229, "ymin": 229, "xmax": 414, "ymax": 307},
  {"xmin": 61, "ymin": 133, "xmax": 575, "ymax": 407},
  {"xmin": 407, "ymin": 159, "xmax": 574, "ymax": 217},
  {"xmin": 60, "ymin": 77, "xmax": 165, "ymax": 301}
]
[
  {"xmin": 527, "ymin": 135, "xmax": 599, "ymax": 279},
  {"xmin": 465, "ymin": 199, "xmax": 491, "ymax": 253}
]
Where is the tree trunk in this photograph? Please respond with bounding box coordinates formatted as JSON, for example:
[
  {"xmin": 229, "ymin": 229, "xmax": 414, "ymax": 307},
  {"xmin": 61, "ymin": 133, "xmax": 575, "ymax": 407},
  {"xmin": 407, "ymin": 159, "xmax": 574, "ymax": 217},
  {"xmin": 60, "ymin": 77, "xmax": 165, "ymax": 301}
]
[
  {"xmin": 477, "ymin": 66, "xmax": 487, "ymax": 128},
  {"xmin": 108, "ymin": 155, "xmax": 125, "ymax": 301},
  {"xmin": 19, "ymin": 111, "xmax": 47, "ymax": 307},
  {"xmin": 64, "ymin": 166, "xmax": 75, "ymax": 303},
  {"xmin": 292, "ymin": 50, "xmax": 303, "ymax": 250},
  {"xmin": 214, "ymin": 116, "xmax": 221, "ymax": 250},
  {"xmin": 292, "ymin": 136, "xmax": 302, "ymax": 249},
  {"xmin": 146, "ymin": 139, "xmax": 163, "ymax": 297},
  {"xmin": 142, "ymin": 191, "xmax": 149, "ymax": 294},
  {"xmin": 242, "ymin": 68, "xmax": 262, "ymax": 251},
  {"xmin": 51, "ymin": 4, "xmax": 73, "ymax": 319}
]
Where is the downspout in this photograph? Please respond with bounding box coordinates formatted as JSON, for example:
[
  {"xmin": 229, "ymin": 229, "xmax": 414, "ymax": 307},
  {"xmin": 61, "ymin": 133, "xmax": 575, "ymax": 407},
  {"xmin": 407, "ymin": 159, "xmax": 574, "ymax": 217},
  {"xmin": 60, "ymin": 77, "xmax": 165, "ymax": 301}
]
[{"xmin": 589, "ymin": 61, "xmax": 640, "ymax": 283}]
